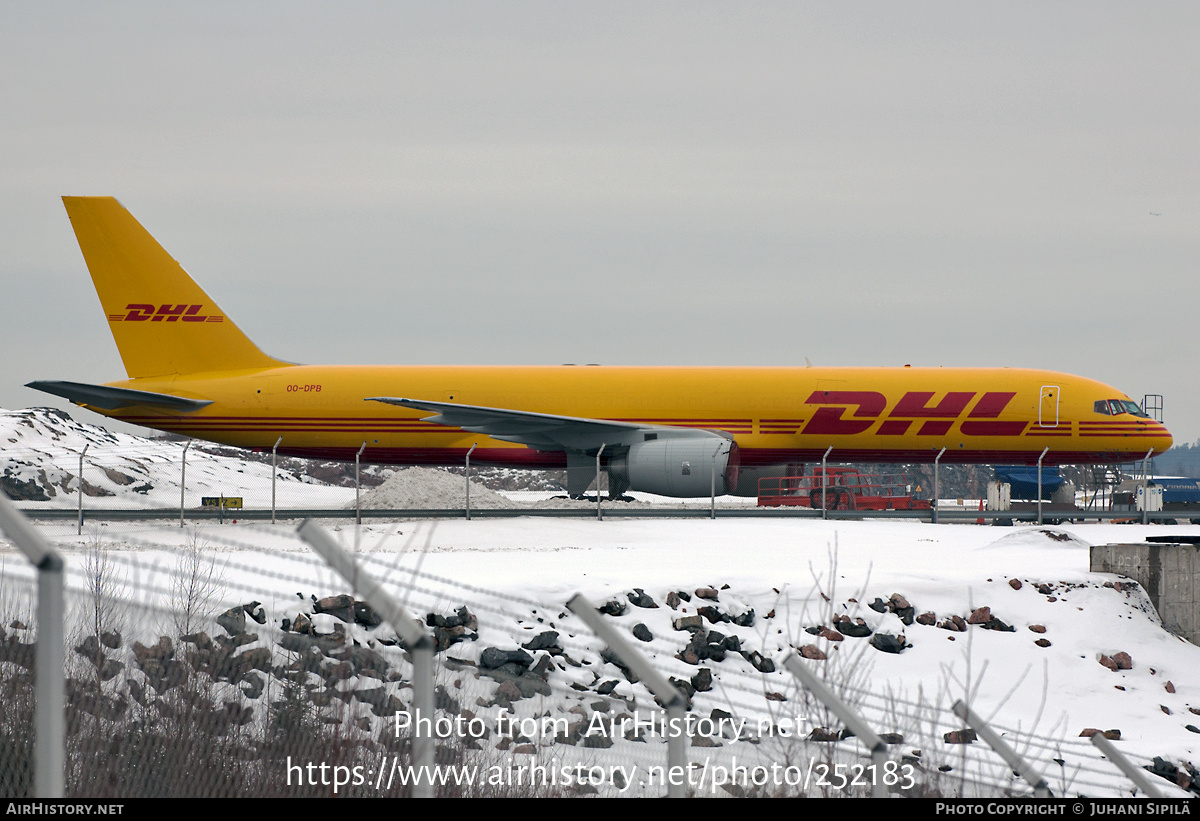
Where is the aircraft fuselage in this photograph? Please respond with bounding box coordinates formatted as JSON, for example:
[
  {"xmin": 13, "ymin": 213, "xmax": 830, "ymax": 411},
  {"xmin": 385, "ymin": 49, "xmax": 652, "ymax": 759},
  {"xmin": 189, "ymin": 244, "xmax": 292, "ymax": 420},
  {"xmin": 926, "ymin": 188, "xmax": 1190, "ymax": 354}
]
[{"xmin": 94, "ymin": 364, "xmax": 1171, "ymax": 468}]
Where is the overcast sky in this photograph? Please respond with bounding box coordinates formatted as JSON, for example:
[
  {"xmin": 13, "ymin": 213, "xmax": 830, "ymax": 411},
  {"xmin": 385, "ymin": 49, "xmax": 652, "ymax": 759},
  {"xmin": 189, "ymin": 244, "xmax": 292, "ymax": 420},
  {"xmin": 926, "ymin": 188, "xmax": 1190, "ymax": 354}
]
[{"xmin": 2, "ymin": 2, "xmax": 1197, "ymax": 444}]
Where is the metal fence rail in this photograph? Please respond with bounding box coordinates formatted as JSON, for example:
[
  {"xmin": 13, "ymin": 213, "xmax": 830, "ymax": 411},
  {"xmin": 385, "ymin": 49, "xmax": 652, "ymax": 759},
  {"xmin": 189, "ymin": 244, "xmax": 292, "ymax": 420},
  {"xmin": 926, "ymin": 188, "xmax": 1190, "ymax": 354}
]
[
  {"xmin": 14, "ymin": 506, "xmax": 1200, "ymax": 523},
  {"xmin": 6, "ymin": 433, "xmax": 1193, "ymax": 529}
]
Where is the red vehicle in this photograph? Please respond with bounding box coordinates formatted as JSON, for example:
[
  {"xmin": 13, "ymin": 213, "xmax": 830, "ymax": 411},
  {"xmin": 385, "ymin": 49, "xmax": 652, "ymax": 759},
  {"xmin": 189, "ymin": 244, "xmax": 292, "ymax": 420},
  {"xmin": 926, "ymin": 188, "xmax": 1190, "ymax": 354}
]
[{"xmin": 758, "ymin": 467, "xmax": 931, "ymax": 510}]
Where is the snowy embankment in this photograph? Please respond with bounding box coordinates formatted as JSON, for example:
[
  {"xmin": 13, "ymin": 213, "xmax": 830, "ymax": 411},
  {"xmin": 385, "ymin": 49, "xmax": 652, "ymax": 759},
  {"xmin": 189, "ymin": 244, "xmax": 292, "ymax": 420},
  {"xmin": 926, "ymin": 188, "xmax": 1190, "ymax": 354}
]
[
  {"xmin": 0, "ymin": 407, "xmax": 356, "ymax": 509},
  {"xmin": 10, "ymin": 512, "xmax": 1199, "ymax": 797}
]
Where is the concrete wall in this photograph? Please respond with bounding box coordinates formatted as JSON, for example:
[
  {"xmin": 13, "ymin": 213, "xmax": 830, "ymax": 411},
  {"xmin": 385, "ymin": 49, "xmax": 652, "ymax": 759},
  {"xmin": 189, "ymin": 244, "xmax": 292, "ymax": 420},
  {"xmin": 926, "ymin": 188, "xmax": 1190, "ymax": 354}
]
[{"xmin": 1091, "ymin": 542, "xmax": 1200, "ymax": 644}]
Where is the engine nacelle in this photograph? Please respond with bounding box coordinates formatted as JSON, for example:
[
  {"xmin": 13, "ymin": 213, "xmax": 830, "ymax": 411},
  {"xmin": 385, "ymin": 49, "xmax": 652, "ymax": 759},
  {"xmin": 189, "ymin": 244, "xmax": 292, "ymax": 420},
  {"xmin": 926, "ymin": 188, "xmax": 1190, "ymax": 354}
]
[{"xmin": 609, "ymin": 438, "xmax": 739, "ymax": 497}]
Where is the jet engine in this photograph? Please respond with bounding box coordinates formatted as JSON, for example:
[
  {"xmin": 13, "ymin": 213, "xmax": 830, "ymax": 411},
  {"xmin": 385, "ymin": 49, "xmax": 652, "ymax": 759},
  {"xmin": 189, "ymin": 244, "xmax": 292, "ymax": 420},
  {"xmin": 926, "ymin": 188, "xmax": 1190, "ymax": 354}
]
[{"xmin": 607, "ymin": 438, "xmax": 739, "ymax": 497}]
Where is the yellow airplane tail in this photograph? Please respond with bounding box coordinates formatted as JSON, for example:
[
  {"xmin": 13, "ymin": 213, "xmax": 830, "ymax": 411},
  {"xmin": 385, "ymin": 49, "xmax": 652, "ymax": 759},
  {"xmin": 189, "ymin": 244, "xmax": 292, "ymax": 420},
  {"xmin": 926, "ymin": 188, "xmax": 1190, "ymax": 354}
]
[{"xmin": 62, "ymin": 196, "xmax": 289, "ymax": 378}]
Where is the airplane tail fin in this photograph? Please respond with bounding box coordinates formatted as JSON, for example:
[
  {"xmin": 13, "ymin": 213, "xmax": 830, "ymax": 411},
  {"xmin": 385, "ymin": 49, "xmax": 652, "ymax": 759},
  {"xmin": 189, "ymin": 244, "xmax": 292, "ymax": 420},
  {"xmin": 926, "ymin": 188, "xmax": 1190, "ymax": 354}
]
[{"xmin": 62, "ymin": 196, "xmax": 289, "ymax": 378}]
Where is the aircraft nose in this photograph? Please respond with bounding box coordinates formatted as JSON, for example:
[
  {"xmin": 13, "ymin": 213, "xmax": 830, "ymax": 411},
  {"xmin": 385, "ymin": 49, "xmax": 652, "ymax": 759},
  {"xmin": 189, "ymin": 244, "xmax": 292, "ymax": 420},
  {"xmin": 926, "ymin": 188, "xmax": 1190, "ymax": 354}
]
[
  {"xmin": 1158, "ymin": 426, "xmax": 1173, "ymax": 454},
  {"xmin": 1148, "ymin": 421, "xmax": 1173, "ymax": 455}
]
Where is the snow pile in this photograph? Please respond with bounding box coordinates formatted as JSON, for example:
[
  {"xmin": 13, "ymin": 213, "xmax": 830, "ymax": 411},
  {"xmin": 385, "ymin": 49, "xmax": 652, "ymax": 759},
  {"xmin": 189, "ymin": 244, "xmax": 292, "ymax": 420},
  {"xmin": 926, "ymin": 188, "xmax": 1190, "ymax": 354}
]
[
  {"xmin": 354, "ymin": 467, "xmax": 699, "ymax": 510},
  {"xmin": 355, "ymin": 466, "xmax": 519, "ymax": 509}
]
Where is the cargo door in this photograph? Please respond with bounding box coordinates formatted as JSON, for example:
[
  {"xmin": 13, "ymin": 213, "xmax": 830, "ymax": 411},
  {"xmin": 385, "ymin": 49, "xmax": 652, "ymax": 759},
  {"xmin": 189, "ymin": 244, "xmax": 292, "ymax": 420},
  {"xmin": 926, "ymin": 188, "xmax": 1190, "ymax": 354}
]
[{"xmin": 1039, "ymin": 385, "xmax": 1060, "ymax": 428}]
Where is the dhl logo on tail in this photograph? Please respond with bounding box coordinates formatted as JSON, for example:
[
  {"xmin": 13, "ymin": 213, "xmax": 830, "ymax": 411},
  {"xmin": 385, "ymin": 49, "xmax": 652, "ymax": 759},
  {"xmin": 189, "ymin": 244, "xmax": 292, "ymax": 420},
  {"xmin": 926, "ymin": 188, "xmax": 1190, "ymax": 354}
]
[{"xmin": 108, "ymin": 304, "xmax": 225, "ymax": 323}]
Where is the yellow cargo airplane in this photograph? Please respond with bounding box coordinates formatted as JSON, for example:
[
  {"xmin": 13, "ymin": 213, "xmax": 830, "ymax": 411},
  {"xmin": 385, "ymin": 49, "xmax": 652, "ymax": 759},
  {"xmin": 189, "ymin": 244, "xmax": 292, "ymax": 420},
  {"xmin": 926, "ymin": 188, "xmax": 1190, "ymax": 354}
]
[{"xmin": 27, "ymin": 197, "xmax": 1173, "ymax": 497}]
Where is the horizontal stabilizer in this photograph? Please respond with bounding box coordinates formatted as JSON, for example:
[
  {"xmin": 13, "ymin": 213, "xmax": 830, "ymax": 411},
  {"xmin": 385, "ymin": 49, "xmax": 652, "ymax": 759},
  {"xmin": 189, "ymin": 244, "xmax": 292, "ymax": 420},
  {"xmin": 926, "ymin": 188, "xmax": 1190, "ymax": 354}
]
[{"xmin": 26, "ymin": 380, "xmax": 212, "ymax": 411}]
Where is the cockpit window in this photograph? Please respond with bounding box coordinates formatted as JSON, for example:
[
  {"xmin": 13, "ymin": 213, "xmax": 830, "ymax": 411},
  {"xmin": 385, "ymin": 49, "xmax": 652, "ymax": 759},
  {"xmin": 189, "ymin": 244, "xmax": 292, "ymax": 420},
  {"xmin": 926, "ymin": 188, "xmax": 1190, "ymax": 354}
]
[{"xmin": 1095, "ymin": 398, "xmax": 1150, "ymax": 418}]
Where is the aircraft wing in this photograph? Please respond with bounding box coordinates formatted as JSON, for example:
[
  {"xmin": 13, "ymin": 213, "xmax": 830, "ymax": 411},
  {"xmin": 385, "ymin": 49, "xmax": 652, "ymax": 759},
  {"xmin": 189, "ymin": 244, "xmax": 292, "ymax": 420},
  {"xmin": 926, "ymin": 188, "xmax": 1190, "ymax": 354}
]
[
  {"xmin": 366, "ymin": 396, "xmax": 724, "ymax": 452},
  {"xmin": 26, "ymin": 380, "xmax": 213, "ymax": 411}
]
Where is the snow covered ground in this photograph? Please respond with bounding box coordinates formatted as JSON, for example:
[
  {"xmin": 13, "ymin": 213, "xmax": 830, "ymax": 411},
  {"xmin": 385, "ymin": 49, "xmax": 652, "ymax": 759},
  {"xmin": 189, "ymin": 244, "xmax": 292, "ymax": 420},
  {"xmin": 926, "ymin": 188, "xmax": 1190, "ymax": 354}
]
[{"xmin": 4, "ymin": 514, "xmax": 1197, "ymax": 797}]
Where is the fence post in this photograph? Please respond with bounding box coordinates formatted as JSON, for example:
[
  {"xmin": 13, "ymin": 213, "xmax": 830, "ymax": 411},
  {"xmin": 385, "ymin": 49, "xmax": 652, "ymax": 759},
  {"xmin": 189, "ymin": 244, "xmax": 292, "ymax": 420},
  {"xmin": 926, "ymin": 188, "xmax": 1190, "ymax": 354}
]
[
  {"xmin": 1037, "ymin": 447, "xmax": 1049, "ymax": 526},
  {"xmin": 567, "ymin": 593, "xmax": 687, "ymax": 796},
  {"xmin": 932, "ymin": 447, "xmax": 946, "ymax": 524},
  {"xmin": 77, "ymin": 443, "xmax": 89, "ymax": 536},
  {"xmin": 355, "ymin": 442, "xmax": 366, "ymax": 527},
  {"xmin": 821, "ymin": 446, "xmax": 833, "ymax": 519},
  {"xmin": 951, "ymin": 700, "xmax": 1051, "ymax": 797},
  {"xmin": 465, "ymin": 443, "xmax": 476, "ymax": 521},
  {"xmin": 271, "ymin": 436, "xmax": 282, "ymax": 524},
  {"xmin": 297, "ymin": 520, "xmax": 437, "ymax": 797},
  {"xmin": 596, "ymin": 444, "xmax": 605, "ymax": 521},
  {"xmin": 710, "ymin": 445, "xmax": 718, "ymax": 520},
  {"xmin": 783, "ymin": 654, "xmax": 888, "ymax": 798},
  {"xmin": 0, "ymin": 495, "xmax": 65, "ymax": 797},
  {"xmin": 1089, "ymin": 733, "xmax": 1166, "ymax": 798},
  {"xmin": 1141, "ymin": 448, "xmax": 1153, "ymax": 526},
  {"xmin": 180, "ymin": 440, "xmax": 191, "ymax": 528}
]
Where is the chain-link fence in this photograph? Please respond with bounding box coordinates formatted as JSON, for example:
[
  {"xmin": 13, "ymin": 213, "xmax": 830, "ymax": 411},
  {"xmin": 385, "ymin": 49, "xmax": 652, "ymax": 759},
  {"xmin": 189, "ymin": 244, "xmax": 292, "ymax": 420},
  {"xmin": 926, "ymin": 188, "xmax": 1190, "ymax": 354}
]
[
  {"xmin": 1, "ymin": 435, "xmax": 357, "ymax": 517},
  {"xmin": 1, "ymin": 499, "xmax": 1194, "ymax": 799},
  {"xmin": 5, "ymin": 410, "xmax": 1188, "ymax": 530},
  {"xmin": 0, "ymin": 420, "xmax": 743, "ymax": 531}
]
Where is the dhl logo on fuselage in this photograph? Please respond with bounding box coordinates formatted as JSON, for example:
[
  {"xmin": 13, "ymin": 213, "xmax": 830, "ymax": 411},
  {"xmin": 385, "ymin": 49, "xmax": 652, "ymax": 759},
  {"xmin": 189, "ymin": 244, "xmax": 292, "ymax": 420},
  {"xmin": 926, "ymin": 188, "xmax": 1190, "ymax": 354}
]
[
  {"xmin": 107, "ymin": 303, "xmax": 225, "ymax": 323},
  {"xmin": 802, "ymin": 390, "xmax": 1027, "ymax": 437}
]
